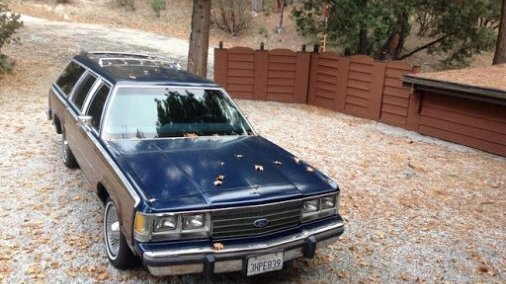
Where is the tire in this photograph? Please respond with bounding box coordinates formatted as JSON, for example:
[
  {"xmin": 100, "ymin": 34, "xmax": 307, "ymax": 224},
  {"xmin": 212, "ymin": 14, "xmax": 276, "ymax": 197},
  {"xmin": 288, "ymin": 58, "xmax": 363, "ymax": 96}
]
[
  {"xmin": 104, "ymin": 198, "xmax": 138, "ymax": 269},
  {"xmin": 62, "ymin": 129, "xmax": 79, "ymax": 169}
]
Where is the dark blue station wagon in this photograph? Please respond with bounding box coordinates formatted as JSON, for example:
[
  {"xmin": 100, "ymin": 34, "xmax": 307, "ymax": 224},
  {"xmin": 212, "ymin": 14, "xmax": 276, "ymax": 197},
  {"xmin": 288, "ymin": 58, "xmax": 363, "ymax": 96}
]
[{"xmin": 47, "ymin": 52, "xmax": 344, "ymax": 277}]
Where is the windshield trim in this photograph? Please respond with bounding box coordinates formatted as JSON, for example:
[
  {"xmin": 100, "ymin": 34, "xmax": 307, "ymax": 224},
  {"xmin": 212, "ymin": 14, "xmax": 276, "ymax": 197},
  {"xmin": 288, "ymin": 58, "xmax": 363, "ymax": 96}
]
[{"xmin": 100, "ymin": 85, "xmax": 257, "ymax": 141}]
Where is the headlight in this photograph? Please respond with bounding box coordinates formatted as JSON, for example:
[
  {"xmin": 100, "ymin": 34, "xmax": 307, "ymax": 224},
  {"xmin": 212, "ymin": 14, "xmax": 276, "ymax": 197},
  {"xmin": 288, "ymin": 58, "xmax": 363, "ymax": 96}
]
[
  {"xmin": 303, "ymin": 199, "xmax": 319, "ymax": 212},
  {"xmin": 154, "ymin": 215, "xmax": 177, "ymax": 232},
  {"xmin": 134, "ymin": 211, "xmax": 211, "ymax": 242},
  {"xmin": 302, "ymin": 194, "xmax": 338, "ymax": 222},
  {"xmin": 182, "ymin": 214, "xmax": 205, "ymax": 230},
  {"xmin": 321, "ymin": 196, "xmax": 336, "ymax": 209}
]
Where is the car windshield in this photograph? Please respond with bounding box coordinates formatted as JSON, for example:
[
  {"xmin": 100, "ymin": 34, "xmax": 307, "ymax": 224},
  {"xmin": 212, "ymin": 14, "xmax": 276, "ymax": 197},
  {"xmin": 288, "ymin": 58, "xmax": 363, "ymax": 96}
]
[{"xmin": 103, "ymin": 87, "xmax": 253, "ymax": 139}]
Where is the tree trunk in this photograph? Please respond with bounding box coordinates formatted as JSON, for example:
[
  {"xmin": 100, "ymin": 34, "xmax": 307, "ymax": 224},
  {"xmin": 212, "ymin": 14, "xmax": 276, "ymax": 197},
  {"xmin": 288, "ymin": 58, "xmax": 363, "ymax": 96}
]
[
  {"xmin": 276, "ymin": 0, "xmax": 285, "ymax": 33},
  {"xmin": 187, "ymin": 0, "xmax": 211, "ymax": 77},
  {"xmin": 493, "ymin": 0, "xmax": 506, "ymax": 65}
]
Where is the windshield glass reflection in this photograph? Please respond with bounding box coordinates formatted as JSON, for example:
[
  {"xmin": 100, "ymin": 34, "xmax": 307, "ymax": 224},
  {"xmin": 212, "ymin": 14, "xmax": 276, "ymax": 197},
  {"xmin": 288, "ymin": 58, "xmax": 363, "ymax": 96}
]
[{"xmin": 104, "ymin": 87, "xmax": 253, "ymax": 139}]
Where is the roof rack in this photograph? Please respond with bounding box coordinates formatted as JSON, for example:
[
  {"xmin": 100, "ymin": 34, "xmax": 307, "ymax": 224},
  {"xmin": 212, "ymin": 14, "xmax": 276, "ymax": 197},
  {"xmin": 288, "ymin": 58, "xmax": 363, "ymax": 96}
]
[{"xmin": 87, "ymin": 51, "xmax": 181, "ymax": 70}]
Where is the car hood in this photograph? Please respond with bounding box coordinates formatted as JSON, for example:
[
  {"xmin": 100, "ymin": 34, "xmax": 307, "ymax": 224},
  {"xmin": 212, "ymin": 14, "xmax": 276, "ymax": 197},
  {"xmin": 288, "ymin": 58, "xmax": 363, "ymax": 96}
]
[{"xmin": 107, "ymin": 136, "xmax": 336, "ymax": 211}]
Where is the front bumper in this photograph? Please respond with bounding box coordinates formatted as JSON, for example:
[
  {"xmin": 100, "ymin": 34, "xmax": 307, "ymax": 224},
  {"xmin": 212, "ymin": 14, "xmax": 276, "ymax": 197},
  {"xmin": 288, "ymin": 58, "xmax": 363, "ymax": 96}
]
[{"xmin": 138, "ymin": 217, "xmax": 344, "ymax": 277}]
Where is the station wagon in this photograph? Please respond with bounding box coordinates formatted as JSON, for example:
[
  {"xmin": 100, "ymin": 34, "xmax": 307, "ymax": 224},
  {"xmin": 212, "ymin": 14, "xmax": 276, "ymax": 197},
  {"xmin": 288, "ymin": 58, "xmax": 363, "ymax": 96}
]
[{"xmin": 47, "ymin": 51, "xmax": 344, "ymax": 277}]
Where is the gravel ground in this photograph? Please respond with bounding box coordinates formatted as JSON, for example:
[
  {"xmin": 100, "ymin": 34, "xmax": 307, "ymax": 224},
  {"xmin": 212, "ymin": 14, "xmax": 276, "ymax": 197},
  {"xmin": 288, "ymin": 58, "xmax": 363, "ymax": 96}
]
[{"xmin": 1, "ymin": 16, "xmax": 505, "ymax": 284}]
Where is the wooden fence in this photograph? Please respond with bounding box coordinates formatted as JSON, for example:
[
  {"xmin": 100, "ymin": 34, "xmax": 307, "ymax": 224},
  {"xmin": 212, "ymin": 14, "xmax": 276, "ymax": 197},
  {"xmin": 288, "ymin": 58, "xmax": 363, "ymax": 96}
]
[
  {"xmin": 214, "ymin": 45, "xmax": 419, "ymax": 130},
  {"xmin": 214, "ymin": 45, "xmax": 506, "ymax": 156}
]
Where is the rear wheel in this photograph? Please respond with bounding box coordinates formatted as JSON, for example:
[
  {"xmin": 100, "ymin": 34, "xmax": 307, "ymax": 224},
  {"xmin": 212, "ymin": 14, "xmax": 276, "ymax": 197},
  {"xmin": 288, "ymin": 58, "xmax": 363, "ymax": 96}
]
[
  {"xmin": 104, "ymin": 198, "xmax": 138, "ymax": 269},
  {"xmin": 62, "ymin": 129, "xmax": 79, "ymax": 169}
]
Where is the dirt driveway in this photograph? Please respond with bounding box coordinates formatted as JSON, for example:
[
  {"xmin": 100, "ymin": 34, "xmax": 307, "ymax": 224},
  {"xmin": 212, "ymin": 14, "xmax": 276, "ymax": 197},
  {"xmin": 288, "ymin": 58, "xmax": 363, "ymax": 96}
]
[{"xmin": 0, "ymin": 16, "xmax": 505, "ymax": 283}]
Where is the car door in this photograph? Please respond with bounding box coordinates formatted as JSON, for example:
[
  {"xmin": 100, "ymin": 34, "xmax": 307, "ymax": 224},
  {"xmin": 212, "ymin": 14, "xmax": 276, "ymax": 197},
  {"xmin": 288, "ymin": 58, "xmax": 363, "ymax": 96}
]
[
  {"xmin": 65, "ymin": 71, "xmax": 99, "ymax": 171},
  {"xmin": 75, "ymin": 81, "xmax": 112, "ymax": 184}
]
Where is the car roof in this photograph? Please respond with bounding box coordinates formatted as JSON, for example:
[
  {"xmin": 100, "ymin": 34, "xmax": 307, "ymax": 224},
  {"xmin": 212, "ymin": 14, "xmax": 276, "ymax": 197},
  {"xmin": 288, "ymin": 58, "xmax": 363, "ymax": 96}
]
[{"xmin": 73, "ymin": 51, "xmax": 219, "ymax": 87}]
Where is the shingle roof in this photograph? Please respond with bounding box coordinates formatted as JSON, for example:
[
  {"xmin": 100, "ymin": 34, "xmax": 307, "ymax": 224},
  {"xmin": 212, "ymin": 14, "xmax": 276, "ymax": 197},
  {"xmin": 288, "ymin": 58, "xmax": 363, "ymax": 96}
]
[{"xmin": 403, "ymin": 64, "xmax": 506, "ymax": 101}]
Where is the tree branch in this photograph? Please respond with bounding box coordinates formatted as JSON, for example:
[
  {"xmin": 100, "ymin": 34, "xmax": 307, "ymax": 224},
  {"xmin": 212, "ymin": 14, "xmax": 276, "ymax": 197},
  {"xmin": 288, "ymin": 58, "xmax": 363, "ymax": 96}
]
[{"xmin": 397, "ymin": 34, "xmax": 451, "ymax": 60}]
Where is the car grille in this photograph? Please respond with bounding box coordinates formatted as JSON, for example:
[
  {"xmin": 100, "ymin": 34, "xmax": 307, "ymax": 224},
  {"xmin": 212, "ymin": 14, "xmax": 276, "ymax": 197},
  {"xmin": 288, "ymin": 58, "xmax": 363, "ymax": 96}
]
[{"xmin": 211, "ymin": 200, "xmax": 303, "ymax": 238}]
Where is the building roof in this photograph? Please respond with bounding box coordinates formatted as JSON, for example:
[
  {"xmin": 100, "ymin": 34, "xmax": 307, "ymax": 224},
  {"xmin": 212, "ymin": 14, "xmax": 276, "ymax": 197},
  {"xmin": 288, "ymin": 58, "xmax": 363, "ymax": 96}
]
[
  {"xmin": 403, "ymin": 64, "xmax": 506, "ymax": 102},
  {"xmin": 74, "ymin": 52, "xmax": 218, "ymax": 87}
]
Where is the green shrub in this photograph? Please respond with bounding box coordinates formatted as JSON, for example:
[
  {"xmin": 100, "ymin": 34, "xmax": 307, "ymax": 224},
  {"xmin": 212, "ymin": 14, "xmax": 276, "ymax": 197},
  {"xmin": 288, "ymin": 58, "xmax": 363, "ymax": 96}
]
[
  {"xmin": 0, "ymin": 1, "xmax": 22, "ymax": 73},
  {"xmin": 117, "ymin": 0, "xmax": 135, "ymax": 10},
  {"xmin": 151, "ymin": 0, "xmax": 165, "ymax": 18},
  {"xmin": 212, "ymin": 0, "xmax": 252, "ymax": 36},
  {"xmin": 258, "ymin": 25, "xmax": 268, "ymax": 37},
  {"xmin": 263, "ymin": 0, "xmax": 273, "ymax": 16}
]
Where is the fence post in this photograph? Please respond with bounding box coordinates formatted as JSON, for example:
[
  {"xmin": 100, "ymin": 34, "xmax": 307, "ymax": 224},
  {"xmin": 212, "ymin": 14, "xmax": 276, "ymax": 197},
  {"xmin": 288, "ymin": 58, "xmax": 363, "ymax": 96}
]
[
  {"xmin": 306, "ymin": 49, "xmax": 320, "ymax": 105},
  {"xmin": 214, "ymin": 42, "xmax": 228, "ymax": 88},
  {"xmin": 369, "ymin": 61, "xmax": 387, "ymax": 120},
  {"xmin": 254, "ymin": 43, "xmax": 268, "ymax": 101},
  {"xmin": 335, "ymin": 57, "xmax": 350, "ymax": 112},
  {"xmin": 295, "ymin": 47, "xmax": 311, "ymax": 104},
  {"xmin": 406, "ymin": 65, "xmax": 422, "ymax": 130}
]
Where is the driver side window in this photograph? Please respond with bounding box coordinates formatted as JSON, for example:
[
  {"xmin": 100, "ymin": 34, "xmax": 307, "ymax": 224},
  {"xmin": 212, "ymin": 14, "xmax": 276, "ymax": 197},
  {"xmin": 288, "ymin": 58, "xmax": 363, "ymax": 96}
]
[
  {"xmin": 71, "ymin": 73, "xmax": 97, "ymax": 111},
  {"xmin": 86, "ymin": 84, "xmax": 111, "ymax": 131}
]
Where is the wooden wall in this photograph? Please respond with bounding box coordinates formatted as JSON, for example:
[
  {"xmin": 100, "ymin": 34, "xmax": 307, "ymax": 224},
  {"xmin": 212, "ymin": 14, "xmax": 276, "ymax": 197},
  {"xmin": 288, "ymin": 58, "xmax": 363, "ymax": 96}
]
[{"xmin": 417, "ymin": 92, "xmax": 506, "ymax": 156}]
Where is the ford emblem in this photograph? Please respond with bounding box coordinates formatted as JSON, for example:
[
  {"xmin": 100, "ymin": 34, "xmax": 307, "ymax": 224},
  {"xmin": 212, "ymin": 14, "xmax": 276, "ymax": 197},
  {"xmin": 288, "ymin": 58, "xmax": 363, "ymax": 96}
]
[{"xmin": 253, "ymin": 218, "xmax": 269, "ymax": 228}]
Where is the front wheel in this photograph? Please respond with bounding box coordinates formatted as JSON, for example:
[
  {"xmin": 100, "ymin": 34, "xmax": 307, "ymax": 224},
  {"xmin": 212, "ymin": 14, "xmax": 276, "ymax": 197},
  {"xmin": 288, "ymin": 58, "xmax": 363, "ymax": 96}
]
[{"xmin": 104, "ymin": 198, "xmax": 138, "ymax": 269}]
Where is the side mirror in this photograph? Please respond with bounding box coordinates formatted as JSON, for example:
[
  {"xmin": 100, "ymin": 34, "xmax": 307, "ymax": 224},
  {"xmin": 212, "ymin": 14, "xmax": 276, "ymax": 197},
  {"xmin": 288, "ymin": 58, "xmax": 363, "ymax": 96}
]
[{"xmin": 77, "ymin": 115, "xmax": 93, "ymax": 129}]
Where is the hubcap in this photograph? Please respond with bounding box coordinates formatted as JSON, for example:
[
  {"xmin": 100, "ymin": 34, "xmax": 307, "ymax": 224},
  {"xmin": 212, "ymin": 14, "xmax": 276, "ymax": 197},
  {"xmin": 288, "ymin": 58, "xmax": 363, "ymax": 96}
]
[
  {"xmin": 62, "ymin": 139, "xmax": 68, "ymax": 162},
  {"xmin": 105, "ymin": 203, "xmax": 120, "ymax": 258}
]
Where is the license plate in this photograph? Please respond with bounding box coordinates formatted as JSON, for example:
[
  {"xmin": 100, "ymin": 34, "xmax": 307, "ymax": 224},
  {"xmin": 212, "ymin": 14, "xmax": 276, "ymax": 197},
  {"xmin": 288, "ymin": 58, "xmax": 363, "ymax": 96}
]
[{"xmin": 246, "ymin": 252, "xmax": 284, "ymax": 276}]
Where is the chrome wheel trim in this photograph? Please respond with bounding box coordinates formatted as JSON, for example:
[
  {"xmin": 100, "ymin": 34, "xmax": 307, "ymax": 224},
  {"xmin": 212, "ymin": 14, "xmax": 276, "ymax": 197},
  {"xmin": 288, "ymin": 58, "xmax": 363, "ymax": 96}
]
[
  {"xmin": 105, "ymin": 201, "xmax": 121, "ymax": 260},
  {"xmin": 62, "ymin": 133, "xmax": 69, "ymax": 163}
]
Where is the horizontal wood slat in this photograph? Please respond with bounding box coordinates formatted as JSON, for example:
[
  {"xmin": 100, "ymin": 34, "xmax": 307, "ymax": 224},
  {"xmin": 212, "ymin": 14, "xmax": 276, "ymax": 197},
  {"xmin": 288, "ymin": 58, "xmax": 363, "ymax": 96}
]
[
  {"xmin": 317, "ymin": 73, "xmax": 337, "ymax": 84},
  {"xmin": 227, "ymin": 69, "xmax": 254, "ymax": 77},
  {"xmin": 382, "ymin": 103, "xmax": 408, "ymax": 117},
  {"xmin": 382, "ymin": 95, "xmax": 409, "ymax": 107},
  {"xmin": 380, "ymin": 112, "xmax": 406, "ymax": 127},
  {"xmin": 383, "ymin": 86, "xmax": 409, "ymax": 98},
  {"xmin": 349, "ymin": 63, "xmax": 373, "ymax": 74},
  {"xmin": 269, "ymin": 55, "xmax": 296, "ymax": 64},
  {"xmin": 268, "ymin": 63, "xmax": 296, "ymax": 71},
  {"xmin": 421, "ymin": 105, "xmax": 505, "ymax": 134},
  {"xmin": 316, "ymin": 88, "xmax": 335, "ymax": 99},
  {"xmin": 228, "ymin": 54, "xmax": 255, "ymax": 62},
  {"xmin": 420, "ymin": 125, "xmax": 506, "ymax": 156},
  {"xmin": 420, "ymin": 116, "xmax": 506, "ymax": 145},
  {"xmin": 346, "ymin": 95, "xmax": 368, "ymax": 107}
]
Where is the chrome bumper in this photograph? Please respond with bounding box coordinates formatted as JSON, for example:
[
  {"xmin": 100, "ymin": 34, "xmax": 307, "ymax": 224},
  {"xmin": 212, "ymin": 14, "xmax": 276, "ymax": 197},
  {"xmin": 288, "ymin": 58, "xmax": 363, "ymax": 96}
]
[{"xmin": 142, "ymin": 220, "xmax": 344, "ymax": 277}]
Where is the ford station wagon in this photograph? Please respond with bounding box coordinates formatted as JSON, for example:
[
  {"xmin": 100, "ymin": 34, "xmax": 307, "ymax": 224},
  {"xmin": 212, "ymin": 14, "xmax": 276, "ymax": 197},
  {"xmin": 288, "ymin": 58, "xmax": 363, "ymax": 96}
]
[{"xmin": 47, "ymin": 51, "xmax": 344, "ymax": 277}]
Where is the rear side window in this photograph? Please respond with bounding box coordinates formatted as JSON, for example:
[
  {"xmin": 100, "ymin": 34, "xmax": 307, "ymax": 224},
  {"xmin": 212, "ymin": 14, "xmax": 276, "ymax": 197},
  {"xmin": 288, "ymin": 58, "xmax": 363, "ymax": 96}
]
[
  {"xmin": 56, "ymin": 62, "xmax": 86, "ymax": 96},
  {"xmin": 86, "ymin": 84, "xmax": 110, "ymax": 130},
  {"xmin": 71, "ymin": 74, "xmax": 97, "ymax": 111}
]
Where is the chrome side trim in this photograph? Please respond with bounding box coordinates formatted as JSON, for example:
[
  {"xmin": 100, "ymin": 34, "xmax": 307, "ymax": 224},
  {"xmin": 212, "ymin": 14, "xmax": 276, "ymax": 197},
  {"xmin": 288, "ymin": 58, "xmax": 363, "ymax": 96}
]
[
  {"xmin": 80, "ymin": 77, "xmax": 102, "ymax": 113},
  {"xmin": 143, "ymin": 220, "xmax": 343, "ymax": 259}
]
